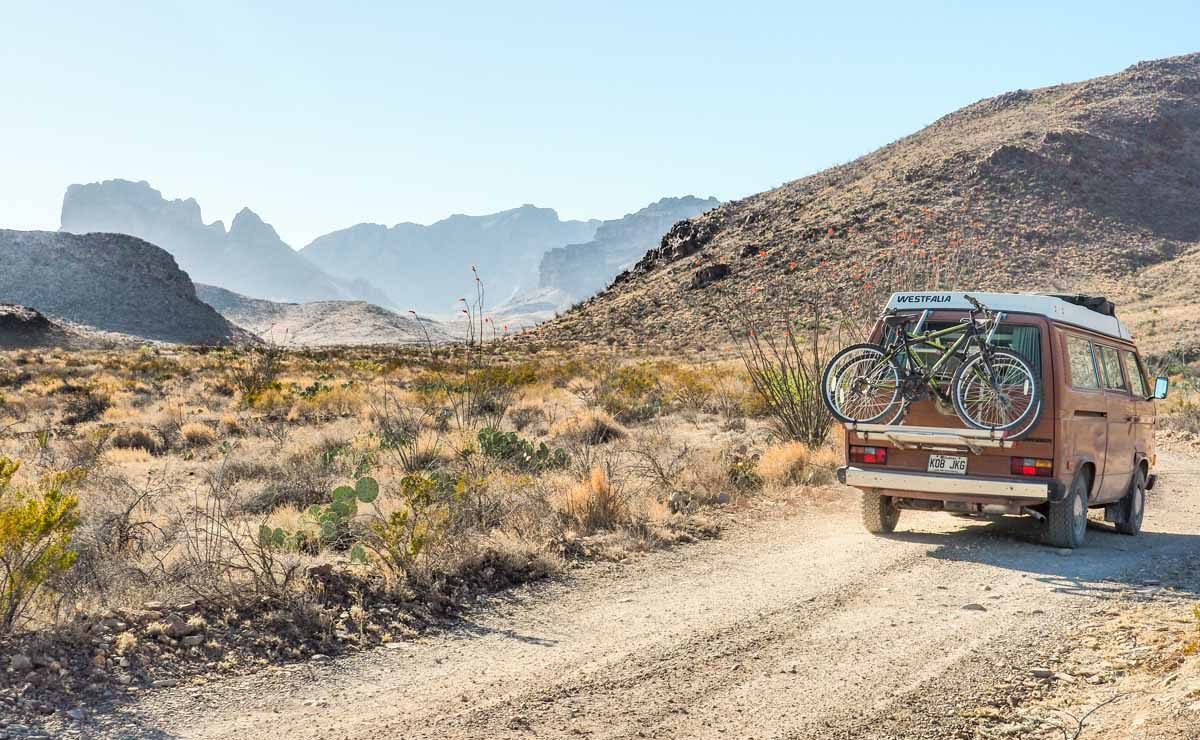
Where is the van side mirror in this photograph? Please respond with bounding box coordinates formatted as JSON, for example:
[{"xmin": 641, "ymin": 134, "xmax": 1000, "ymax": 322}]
[{"xmin": 1153, "ymin": 376, "xmax": 1169, "ymax": 400}]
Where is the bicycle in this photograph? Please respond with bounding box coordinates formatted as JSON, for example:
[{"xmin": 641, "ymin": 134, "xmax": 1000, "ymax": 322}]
[{"xmin": 821, "ymin": 294, "xmax": 1042, "ymax": 437}]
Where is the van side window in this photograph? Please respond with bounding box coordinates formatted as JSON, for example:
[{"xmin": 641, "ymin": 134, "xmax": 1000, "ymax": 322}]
[
  {"xmin": 1096, "ymin": 345, "xmax": 1128, "ymax": 392},
  {"xmin": 1066, "ymin": 335, "xmax": 1099, "ymax": 389},
  {"xmin": 1122, "ymin": 350, "xmax": 1148, "ymax": 397}
]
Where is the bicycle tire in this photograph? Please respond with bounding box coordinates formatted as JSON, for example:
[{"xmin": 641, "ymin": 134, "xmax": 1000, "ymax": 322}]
[
  {"xmin": 822, "ymin": 343, "xmax": 903, "ymax": 425},
  {"xmin": 950, "ymin": 348, "xmax": 1042, "ymax": 438}
]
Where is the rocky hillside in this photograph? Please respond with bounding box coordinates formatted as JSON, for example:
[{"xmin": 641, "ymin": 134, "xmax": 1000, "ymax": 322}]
[
  {"xmin": 537, "ymin": 196, "xmax": 720, "ymax": 303},
  {"xmin": 197, "ymin": 285, "xmax": 448, "ymax": 346},
  {"xmin": 301, "ymin": 205, "xmax": 599, "ymax": 313},
  {"xmin": 0, "ymin": 304, "xmax": 70, "ymax": 348},
  {"xmin": 61, "ymin": 180, "xmax": 391, "ymax": 305},
  {"xmin": 533, "ymin": 52, "xmax": 1200, "ymax": 350},
  {"xmin": 0, "ymin": 230, "xmax": 253, "ymax": 344}
]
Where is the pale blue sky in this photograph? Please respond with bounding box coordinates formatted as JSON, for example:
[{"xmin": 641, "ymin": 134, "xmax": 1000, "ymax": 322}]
[{"xmin": 3, "ymin": 2, "xmax": 1197, "ymax": 247}]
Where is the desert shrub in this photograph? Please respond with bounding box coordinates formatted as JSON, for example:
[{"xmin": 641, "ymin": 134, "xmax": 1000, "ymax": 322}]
[
  {"xmin": 508, "ymin": 402, "xmax": 545, "ymax": 432},
  {"xmin": 229, "ymin": 343, "xmax": 285, "ymax": 405},
  {"xmin": 594, "ymin": 363, "xmax": 664, "ymax": 422},
  {"xmin": 171, "ymin": 464, "xmax": 304, "ymax": 601},
  {"xmin": 62, "ymin": 388, "xmax": 110, "ymax": 425},
  {"xmin": 374, "ymin": 395, "xmax": 448, "ymax": 472},
  {"xmin": 110, "ymin": 426, "xmax": 166, "ymax": 456},
  {"xmin": 758, "ymin": 441, "xmax": 810, "ymax": 486},
  {"xmin": 478, "ymin": 427, "xmax": 567, "ymax": 473},
  {"xmin": 0, "ymin": 459, "xmax": 81, "ymax": 632},
  {"xmin": 720, "ymin": 299, "xmax": 834, "ymax": 447},
  {"xmin": 287, "ymin": 382, "xmax": 364, "ymax": 423},
  {"xmin": 558, "ymin": 466, "xmax": 627, "ymax": 533},
  {"xmin": 242, "ymin": 437, "xmax": 355, "ymax": 514},
  {"xmin": 663, "ymin": 364, "xmax": 717, "ymax": 413},
  {"xmin": 181, "ymin": 422, "xmax": 218, "ymax": 447},
  {"xmin": 363, "ymin": 472, "xmax": 455, "ymax": 588},
  {"xmin": 550, "ymin": 411, "xmax": 625, "ymax": 446},
  {"xmin": 1162, "ymin": 400, "xmax": 1200, "ymax": 435}
]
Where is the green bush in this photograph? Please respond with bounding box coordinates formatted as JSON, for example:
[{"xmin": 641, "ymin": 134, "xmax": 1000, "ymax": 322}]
[
  {"xmin": 595, "ymin": 363, "xmax": 664, "ymax": 422},
  {"xmin": 0, "ymin": 459, "xmax": 80, "ymax": 633}
]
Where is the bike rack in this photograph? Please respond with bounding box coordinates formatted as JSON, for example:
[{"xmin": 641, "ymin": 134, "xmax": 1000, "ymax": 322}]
[{"xmin": 846, "ymin": 423, "xmax": 1013, "ymax": 454}]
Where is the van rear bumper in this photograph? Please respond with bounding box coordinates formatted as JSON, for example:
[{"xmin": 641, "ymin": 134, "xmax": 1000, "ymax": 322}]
[{"xmin": 837, "ymin": 466, "xmax": 1056, "ymax": 502}]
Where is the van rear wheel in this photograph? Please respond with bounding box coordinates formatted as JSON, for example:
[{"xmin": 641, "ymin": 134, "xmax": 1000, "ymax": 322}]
[
  {"xmin": 1115, "ymin": 468, "xmax": 1146, "ymax": 536},
  {"xmin": 862, "ymin": 491, "xmax": 900, "ymax": 534},
  {"xmin": 1046, "ymin": 473, "xmax": 1089, "ymax": 548}
]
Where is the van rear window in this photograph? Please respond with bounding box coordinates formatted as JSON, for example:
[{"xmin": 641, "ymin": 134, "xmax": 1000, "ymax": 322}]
[{"xmin": 887, "ymin": 321, "xmax": 1042, "ymax": 378}]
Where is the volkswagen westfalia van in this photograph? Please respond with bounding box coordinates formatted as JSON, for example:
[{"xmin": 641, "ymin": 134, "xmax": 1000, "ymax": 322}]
[{"xmin": 835, "ymin": 292, "xmax": 1169, "ymax": 548}]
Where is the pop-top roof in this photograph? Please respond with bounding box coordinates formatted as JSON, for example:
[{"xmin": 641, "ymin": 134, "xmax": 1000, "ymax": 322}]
[{"xmin": 883, "ymin": 292, "xmax": 1132, "ymax": 341}]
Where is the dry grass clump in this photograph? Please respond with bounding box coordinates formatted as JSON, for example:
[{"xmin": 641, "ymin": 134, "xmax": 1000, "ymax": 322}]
[
  {"xmin": 180, "ymin": 422, "xmax": 218, "ymax": 447},
  {"xmin": 558, "ymin": 466, "xmax": 628, "ymax": 533},
  {"xmin": 220, "ymin": 414, "xmax": 246, "ymax": 436},
  {"xmin": 757, "ymin": 440, "xmax": 841, "ymax": 486},
  {"xmin": 758, "ymin": 441, "xmax": 810, "ymax": 485},
  {"xmin": 551, "ymin": 410, "xmax": 626, "ymax": 446},
  {"xmin": 110, "ymin": 426, "xmax": 165, "ymax": 455}
]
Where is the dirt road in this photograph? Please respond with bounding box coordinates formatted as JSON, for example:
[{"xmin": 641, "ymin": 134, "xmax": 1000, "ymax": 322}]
[{"xmin": 102, "ymin": 452, "xmax": 1200, "ymax": 739}]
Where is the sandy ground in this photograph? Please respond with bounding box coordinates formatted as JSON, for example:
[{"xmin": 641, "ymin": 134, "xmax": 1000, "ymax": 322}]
[{"xmin": 91, "ymin": 452, "xmax": 1200, "ymax": 740}]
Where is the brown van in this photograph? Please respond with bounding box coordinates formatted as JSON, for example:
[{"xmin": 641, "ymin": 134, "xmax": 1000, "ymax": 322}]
[{"xmin": 835, "ymin": 292, "xmax": 1170, "ymax": 548}]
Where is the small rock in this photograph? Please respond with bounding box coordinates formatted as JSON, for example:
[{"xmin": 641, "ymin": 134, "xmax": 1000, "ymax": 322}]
[
  {"xmin": 151, "ymin": 679, "xmax": 179, "ymax": 688},
  {"xmin": 310, "ymin": 654, "xmax": 329, "ymax": 662},
  {"xmin": 961, "ymin": 603, "xmax": 987, "ymax": 612},
  {"xmin": 1030, "ymin": 668, "xmax": 1054, "ymax": 679},
  {"xmin": 143, "ymin": 601, "xmax": 165, "ymax": 610},
  {"xmin": 181, "ymin": 635, "xmax": 205, "ymax": 648},
  {"xmin": 8, "ymin": 655, "xmax": 33, "ymax": 673},
  {"xmin": 65, "ymin": 708, "xmax": 85, "ymax": 721}
]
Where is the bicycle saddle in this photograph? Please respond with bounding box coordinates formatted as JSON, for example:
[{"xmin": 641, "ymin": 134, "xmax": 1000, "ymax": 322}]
[{"xmin": 881, "ymin": 313, "xmax": 917, "ymax": 326}]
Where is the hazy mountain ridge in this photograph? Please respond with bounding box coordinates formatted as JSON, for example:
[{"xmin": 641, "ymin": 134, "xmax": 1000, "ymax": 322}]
[
  {"xmin": 301, "ymin": 205, "xmax": 600, "ymax": 312},
  {"xmin": 532, "ymin": 52, "xmax": 1200, "ymax": 350},
  {"xmin": 537, "ymin": 196, "xmax": 720, "ymax": 302},
  {"xmin": 0, "ymin": 230, "xmax": 253, "ymax": 344},
  {"xmin": 196, "ymin": 285, "xmax": 447, "ymax": 347},
  {"xmin": 60, "ymin": 180, "xmax": 393, "ymax": 306}
]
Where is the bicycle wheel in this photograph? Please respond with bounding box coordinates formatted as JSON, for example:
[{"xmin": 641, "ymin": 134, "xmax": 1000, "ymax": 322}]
[
  {"xmin": 951, "ymin": 348, "xmax": 1042, "ymax": 437},
  {"xmin": 822, "ymin": 343, "xmax": 902, "ymax": 424}
]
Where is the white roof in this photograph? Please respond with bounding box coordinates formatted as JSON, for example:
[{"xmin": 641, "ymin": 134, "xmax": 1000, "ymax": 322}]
[{"xmin": 883, "ymin": 292, "xmax": 1132, "ymax": 341}]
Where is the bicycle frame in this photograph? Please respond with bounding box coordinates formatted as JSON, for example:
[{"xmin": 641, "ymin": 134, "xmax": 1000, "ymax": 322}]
[{"xmin": 877, "ymin": 308, "xmax": 1005, "ymax": 399}]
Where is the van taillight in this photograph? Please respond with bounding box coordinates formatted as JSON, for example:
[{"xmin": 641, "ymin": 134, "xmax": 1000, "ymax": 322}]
[
  {"xmin": 850, "ymin": 446, "xmax": 888, "ymax": 465},
  {"xmin": 1011, "ymin": 457, "xmax": 1052, "ymax": 477}
]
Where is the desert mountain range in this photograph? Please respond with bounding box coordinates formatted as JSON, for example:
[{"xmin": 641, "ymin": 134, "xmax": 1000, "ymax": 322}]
[
  {"xmin": 62, "ymin": 181, "xmax": 718, "ymax": 317},
  {"xmin": 534, "ymin": 52, "xmax": 1200, "ymax": 357}
]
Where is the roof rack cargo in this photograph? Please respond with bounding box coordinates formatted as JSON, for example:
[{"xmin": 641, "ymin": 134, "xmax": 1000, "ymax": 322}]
[{"xmin": 1043, "ymin": 294, "xmax": 1116, "ymax": 317}]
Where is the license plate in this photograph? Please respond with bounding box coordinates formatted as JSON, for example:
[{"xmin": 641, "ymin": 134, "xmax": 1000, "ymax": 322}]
[{"xmin": 928, "ymin": 455, "xmax": 967, "ymax": 475}]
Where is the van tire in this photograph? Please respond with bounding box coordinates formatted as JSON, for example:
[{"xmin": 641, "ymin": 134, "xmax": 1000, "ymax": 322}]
[
  {"xmin": 1115, "ymin": 468, "xmax": 1146, "ymax": 536},
  {"xmin": 1046, "ymin": 472, "xmax": 1089, "ymax": 548},
  {"xmin": 862, "ymin": 491, "xmax": 900, "ymax": 534}
]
